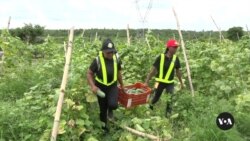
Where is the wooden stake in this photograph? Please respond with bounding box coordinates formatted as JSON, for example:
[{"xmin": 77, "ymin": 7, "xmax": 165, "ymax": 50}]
[
  {"xmin": 7, "ymin": 16, "xmax": 11, "ymax": 31},
  {"xmin": 210, "ymin": 16, "xmax": 224, "ymax": 41},
  {"xmin": 209, "ymin": 31, "xmax": 212, "ymax": 44},
  {"xmin": 81, "ymin": 29, "xmax": 85, "ymax": 37},
  {"xmin": 95, "ymin": 32, "xmax": 98, "ymax": 41},
  {"xmin": 246, "ymin": 24, "xmax": 250, "ymax": 38},
  {"xmin": 0, "ymin": 17, "xmax": 10, "ymax": 71},
  {"xmin": 63, "ymin": 41, "xmax": 67, "ymax": 58},
  {"xmin": 172, "ymin": 8, "xmax": 195, "ymax": 97},
  {"xmin": 51, "ymin": 27, "xmax": 74, "ymax": 141},
  {"xmin": 109, "ymin": 120, "xmax": 163, "ymax": 141},
  {"xmin": 145, "ymin": 29, "xmax": 151, "ymax": 50},
  {"xmin": 127, "ymin": 24, "xmax": 131, "ymax": 46},
  {"xmin": 115, "ymin": 32, "xmax": 119, "ymax": 41},
  {"xmin": 236, "ymin": 32, "xmax": 240, "ymax": 41},
  {"xmin": 123, "ymin": 126, "xmax": 161, "ymax": 141}
]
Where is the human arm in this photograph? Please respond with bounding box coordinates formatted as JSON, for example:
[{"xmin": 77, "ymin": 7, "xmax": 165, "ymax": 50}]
[
  {"xmin": 176, "ymin": 68, "xmax": 184, "ymax": 89},
  {"xmin": 145, "ymin": 56, "xmax": 160, "ymax": 86},
  {"xmin": 118, "ymin": 70, "xmax": 124, "ymax": 87},
  {"xmin": 116, "ymin": 56, "xmax": 125, "ymax": 92},
  {"xmin": 86, "ymin": 69, "xmax": 98, "ymax": 94},
  {"xmin": 118, "ymin": 70, "xmax": 124, "ymax": 90},
  {"xmin": 145, "ymin": 66, "xmax": 157, "ymax": 86}
]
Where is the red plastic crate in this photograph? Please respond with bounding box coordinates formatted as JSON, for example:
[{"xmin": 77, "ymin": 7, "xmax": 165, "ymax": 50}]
[{"xmin": 118, "ymin": 82, "xmax": 152, "ymax": 108}]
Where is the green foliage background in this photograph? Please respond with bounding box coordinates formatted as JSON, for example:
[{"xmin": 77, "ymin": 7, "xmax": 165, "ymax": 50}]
[{"xmin": 0, "ymin": 29, "xmax": 250, "ymax": 141}]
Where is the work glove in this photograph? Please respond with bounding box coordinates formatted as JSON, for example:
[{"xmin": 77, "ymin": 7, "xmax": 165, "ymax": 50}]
[{"xmin": 96, "ymin": 89, "xmax": 105, "ymax": 98}]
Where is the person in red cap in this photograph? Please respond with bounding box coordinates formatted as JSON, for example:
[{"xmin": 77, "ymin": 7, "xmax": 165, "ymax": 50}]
[
  {"xmin": 145, "ymin": 39, "xmax": 184, "ymax": 117},
  {"xmin": 87, "ymin": 38, "xmax": 124, "ymax": 133}
]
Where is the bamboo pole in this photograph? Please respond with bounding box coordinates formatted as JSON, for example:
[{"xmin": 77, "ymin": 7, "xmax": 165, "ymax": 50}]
[
  {"xmin": 0, "ymin": 16, "xmax": 10, "ymax": 71},
  {"xmin": 109, "ymin": 120, "xmax": 163, "ymax": 141},
  {"xmin": 145, "ymin": 29, "xmax": 151, "ymax": 50},
  {"xmin": 172, "ymin": 8, "xmax": 194, "ymax": 97},
  {"xmin": 81, "ymin": 29, "xmax": 85, "ymax": 37},
  {"xmin": 7, "ymin": 16, "xmax": 11, "ymax": 31},
  {"xmin": 209, "ymin": 31, "xmax": 212, "ymax": 44},
  {"xmin": 127, "ymin": 24, "xmax": 131, "ymax": 46},
  {"xmin": 51, "ymin": 27, "xmax": 74, "ymax": 141},
  {"xmin": 236, "ymin": 32, "xmax": 240, "ymax": 41},
  {"xmin": 246, "ymin": 25, "xmax": 250, "ymax": 38},
  {"xmin": 63, "ymin": 41, "xmax": 67, "ymax": 58},
  {"xmin": 123, "ymin": 126, "xmax": 161, "ymax": 141},
  {"xmin": 210, "ymin": 16, "xmax": 224, "ymax": 41},
  {"xmin": 95, "ymin": 32, "xmax": 98, "ymax": 41}
]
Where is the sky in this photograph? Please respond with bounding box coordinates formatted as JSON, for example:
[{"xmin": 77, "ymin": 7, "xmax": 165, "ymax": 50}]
[{"xmin": 0, "ymin": 0, "xmax": 249, "ymax": 31}]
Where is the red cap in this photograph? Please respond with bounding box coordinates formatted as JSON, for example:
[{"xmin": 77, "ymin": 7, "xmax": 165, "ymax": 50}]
[{"xmin": 166, "ymin": 39, "xmax": 179, "ymax": 48}]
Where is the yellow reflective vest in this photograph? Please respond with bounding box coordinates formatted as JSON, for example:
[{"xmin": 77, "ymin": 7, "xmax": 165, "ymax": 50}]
[
  {"xmin": 155, "ymin": 54, "xmax": 177, "ymax": 83},
  {"xmin": 95, "ymin": 51, "xmax": 118, "ymax": 86}
]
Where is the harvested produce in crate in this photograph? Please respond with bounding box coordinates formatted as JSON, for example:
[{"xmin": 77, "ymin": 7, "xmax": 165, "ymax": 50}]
[
  {"xmin": 126, "ymin": 88, "xmax": 145, "ymax": 94},
  {"xmin": 118, "ymin": 83, "xmax": 152, "ymax": 108}
]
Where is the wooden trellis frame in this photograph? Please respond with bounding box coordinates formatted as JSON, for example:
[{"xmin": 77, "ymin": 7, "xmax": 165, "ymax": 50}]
[
  {"xmin": 51, "ymin": 27, "xmax": 74, "ymax": 141},
  {"xmin": 172, "ymin": 8, "xmax": 195, "ymax": 97}
]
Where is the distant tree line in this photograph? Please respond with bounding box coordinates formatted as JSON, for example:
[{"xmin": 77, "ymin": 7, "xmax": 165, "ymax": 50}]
[
  {"xmin": 38, "ymin": 27, "xmax": 249, "ymax": 43},
  {"xmin": 0, "ymin": 23, "xmax": 247, "ymax": 44},
  {"xmin": 43, "ymin": 28, "xmax": 228, "ymax": 42}
]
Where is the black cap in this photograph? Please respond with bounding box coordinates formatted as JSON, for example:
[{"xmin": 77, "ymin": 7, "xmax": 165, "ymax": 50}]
[{"xmin": 101, "ymin": 39, "xmax": 116, "ymax": 52}]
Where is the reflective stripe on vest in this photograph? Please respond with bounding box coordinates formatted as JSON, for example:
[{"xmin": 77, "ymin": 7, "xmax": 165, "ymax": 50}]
[
  {"xmin": 95, "ymin": 51, "xmax": 118, "ymax": 86},
  {"xmin": 155, "ymin": 54, "xmax": 177, "ymax": 83}
]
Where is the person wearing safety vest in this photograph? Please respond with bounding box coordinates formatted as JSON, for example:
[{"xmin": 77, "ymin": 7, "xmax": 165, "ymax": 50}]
[
  {"xmin": 145, "ymin": 39, "xmax": 184, "ymax": 117},
  {"xmin": 87, "ymin": 38, "xmax": 124, "ymax": 133}
]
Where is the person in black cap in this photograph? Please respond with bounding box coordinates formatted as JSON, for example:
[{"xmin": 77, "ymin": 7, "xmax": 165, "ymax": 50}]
[{"xmin": 87, "ymin": 38, "xmax": 124, "ymax": 133}]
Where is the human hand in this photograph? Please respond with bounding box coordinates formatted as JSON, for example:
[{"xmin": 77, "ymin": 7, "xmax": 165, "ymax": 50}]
[
  {"xmin": 91, "ymin": 85, "xmax": 99, "ymax": 94},
  {"xmin": 120, "ymin": 85, "xmax": 126, "ymax": 94}
]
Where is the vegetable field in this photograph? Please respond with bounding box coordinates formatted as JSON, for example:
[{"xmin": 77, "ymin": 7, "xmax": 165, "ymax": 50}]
[{"xmin": 0, "ymin": 29, "xmax": 250, "ymax": 141}]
